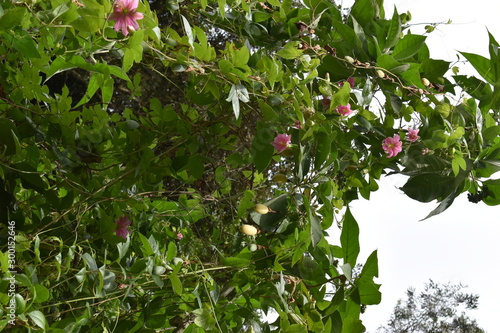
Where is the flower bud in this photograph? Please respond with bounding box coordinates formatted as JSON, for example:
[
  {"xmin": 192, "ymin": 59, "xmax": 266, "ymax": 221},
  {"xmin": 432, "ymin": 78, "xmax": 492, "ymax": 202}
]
[
  {"xmin": 253, "ymin": 204, "xmax": 269, "ymax": 214},
  {"xmin": 240, "ymin": 224, "xmax": 258, "ymax": 236},
  {"xmin": 376, "ymin": 70, "xmax": 385, "ymax": 78}
]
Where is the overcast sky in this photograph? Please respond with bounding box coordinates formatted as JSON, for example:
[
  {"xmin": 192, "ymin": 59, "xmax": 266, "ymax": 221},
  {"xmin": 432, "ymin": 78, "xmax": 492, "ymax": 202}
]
[{"xmin": 340, "ymin": 1, "xmax": 500, "ymax": 332}]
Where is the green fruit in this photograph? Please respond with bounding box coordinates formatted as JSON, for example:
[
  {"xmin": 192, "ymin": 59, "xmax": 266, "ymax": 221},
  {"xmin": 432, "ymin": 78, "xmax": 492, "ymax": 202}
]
[
  {"xmin": 154, "ymin": 266, "xmax": 167, "ymax": 275},
  {"xmin": 166, "ymin": 38, "xmax": 178, "ymax": 47},
  {"xmin": 267, "ymin": 94, "xmax": 284, "ymax": 106},
  {"xmin": 272, "ymin": 174, "xmax": 287, "ymax": 183},
  {"xmin": 172, "ymin": 257, "xmax": 184, "ymax": 266},
  {"xmin": 125, "ymin": 119, "xmax": 139, "ymax": 130}
]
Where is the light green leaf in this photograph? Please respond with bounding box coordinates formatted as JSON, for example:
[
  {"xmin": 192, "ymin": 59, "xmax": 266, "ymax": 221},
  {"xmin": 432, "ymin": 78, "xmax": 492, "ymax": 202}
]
[
  {"xmin": 27, "ymin": 310, "xmax": 47, "ymax": 330},
  {"xmin": 392, "ymin": 34, "xmax": 427, "ymax": 60}
]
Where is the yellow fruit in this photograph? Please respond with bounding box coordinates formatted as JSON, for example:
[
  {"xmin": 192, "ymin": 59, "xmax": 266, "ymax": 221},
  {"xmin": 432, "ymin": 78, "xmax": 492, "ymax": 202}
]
[
  {"xmin": 240, "ymin": 224, "xmax": 258, "ymax": 236},
  {"xmin": 253, "ymin": 204, "xmax": 269, "ymax": 214},
  {"xmin": 421, "ymin": 78, "xmax": 430, "ymax": 86},
  {"xmin": 273, "ymin": 174, "xmax": 287, "ymax": 183},
  {"xmin": 376, "ymin": 70, "xmax": 385, "ymax": 78}
]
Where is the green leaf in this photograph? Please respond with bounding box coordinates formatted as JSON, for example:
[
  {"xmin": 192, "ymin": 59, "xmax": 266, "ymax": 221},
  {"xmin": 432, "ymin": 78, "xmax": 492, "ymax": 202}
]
[
  {"xmin": 0, "ymin": 7, "xmax": 27, "ymax": 30},
  {"xmin": 459, "ymin": 51, "xmax": 495, "ymax": 85},
  {"xmin": 0, "ymin": 118, "xmax": 20, "ymax": 156},
  {"xmin": 350, "ymin": 0, "xmax": 376, "ymax": 27},
  {"xmin": 305, "ymin": 197, "xmax": 322, "ymax": 248},
  {"xmin": 385, "ymin": 7, "xmax": 401, "ymax": 50},
  {"xmin": 169, "ymin": 273, "xmax": 183, "ymax": 295},
  {"xmin": 27, "ymin": 310, "xmax": 48, "ymax": 330},
  {"xmin": 166, "ymin": 242, "xmax": 177, "ymax": 262},
  {"xmin": 34, "ymin": 284, "xmax": 50, "ymax": 303},
  {"xmin": 193, "ymin": 308, "xmax": 216, "ymax": 330},
  {"xmin": 400, "ymin": 173, "xmax": 456, "ymax": 203},
  {"xmin": 359, "ymin": 250, "xmax": 378, "ymax": 279},
  {"xmin": 252, "ymin": 126, "xmax": 275, "ymax": 173},
  {"xmin": 223, "ymin": 256, "xmax": 251, "ymax": 267},
  {"xmin": 138, "ymin": 233, "xmax": 154, "ymax": 256},
  {"xmin": 181, "ymin": 15, "xmax": 194, "ymax": 47},
  {"xmin": 420, "ymin": 187, "xmax": 462, "ymax": 220},
  {"xmin": 277, "ymin": 42, "xmax": 303, "ymax": 59},
  {"xmin": 392, "ymin": 34, "xmax": 426, "ymax": 60},
  {"xmin": 11, "ymin": 32, "xmax": 41, "ymax": 58},
  {"xmin": 357, "ymin": 279, "xmax": 381, "ymax": 305},
  {"xmin": 284, "ymin": 324, "xmax": 308, "ymax": 333},
  {"xmin": 314, "ymin": 130, "xmax": 331, "ymax": 170},
  {"xmin": 340, "ymin": 208, "xmax": 360, "ymax": 267},
  {"xmin": 250, "ymin": 194, "xmax": 288, "ymax": 232},
  {"xmin": 82, "ymin": 253, "xmax": 98, "ymax": 271}
]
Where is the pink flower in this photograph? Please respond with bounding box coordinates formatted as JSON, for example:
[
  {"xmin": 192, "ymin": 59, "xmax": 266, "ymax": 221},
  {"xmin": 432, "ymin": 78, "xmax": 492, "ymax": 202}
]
[
  {"xmin": 407, "ymin": 128, "xmax": 419, "ymax": 142},
  {"xmin": 271, "ymin": 134, "xmax": 291, "ymax": 153},
  {"xmin": 336, "ymin": 104, "xmax": 353, "ymax": 116},
  {"xmin": 115, "ymin": 215, "xmax": 132, "ymax": 239},
  {"xmin": 108, "ymin": 0, "xmax": 144, "ymax": 36},
  {"xmin": 176, "ymin": 232, "xmax": 183, "ymax": 240},
  {"xmin": 347, "ymin": 77, "xmax": 355, "ymax": 88},
  {"xmin": 382, "ymin": 134, "xmax": 403, "ymax": 158}
]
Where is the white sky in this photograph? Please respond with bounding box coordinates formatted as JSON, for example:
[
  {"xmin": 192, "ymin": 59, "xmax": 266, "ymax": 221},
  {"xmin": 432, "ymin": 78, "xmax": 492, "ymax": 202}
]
[{"xmin": 341, "ymin": 1, "xmax": 500, "ymax": 332}]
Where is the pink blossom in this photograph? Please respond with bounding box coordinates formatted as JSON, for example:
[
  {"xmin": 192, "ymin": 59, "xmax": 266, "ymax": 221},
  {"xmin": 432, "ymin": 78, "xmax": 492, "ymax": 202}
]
[
  {"xmin": 115, "ymin": 215, "xmax": 132, "ymax": 239},
  {"xmin": 382, "ymin": 134, "xmax": 403, "ymax": 158},
  {"xmin": 176, "ymin": 232, "xmax": 183, "ymax": 240},
  {"xmin": 422, "ymin": 148, "xmax": 430, "ymax": 155},
  {"xmin": 271, "ymin": 134, "xmax": 291, "ymax": 153},
  {"xmin": 407, "ymin": 128, "xmax": 419, "ymax": 142},
  {"xmin": 336, "ymin": 104, "xmax": 353, "ymax": 116},
  {"xmin": 108, "ymin": 0, "xmax": 144, "ymax": 36}
]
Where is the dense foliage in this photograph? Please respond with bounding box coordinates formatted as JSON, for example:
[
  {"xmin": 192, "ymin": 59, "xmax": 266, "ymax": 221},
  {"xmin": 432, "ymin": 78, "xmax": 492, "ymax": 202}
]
[
  {"xmin": 0, "ymin": 0, "xmax": 499, "ymax": 331},
  {"xmin": 377, "ymin": 280, "xmax": 485, "ymax": 333}
]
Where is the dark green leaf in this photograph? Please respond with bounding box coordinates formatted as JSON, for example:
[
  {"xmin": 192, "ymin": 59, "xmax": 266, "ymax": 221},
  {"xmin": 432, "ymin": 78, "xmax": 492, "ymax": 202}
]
[
  {"xmin": 340, "ymin": 208, "xmax": 360, "ymax": 267},
  {"xmin": 400, "ymin": 173, "xmax": 456, "ymax": 203}
]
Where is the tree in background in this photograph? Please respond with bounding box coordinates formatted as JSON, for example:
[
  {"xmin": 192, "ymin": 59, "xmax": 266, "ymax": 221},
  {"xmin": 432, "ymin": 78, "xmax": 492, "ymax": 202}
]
[
  {"xmin": 0, "ymin": 0, "xmax": 499, "ymax": 331},
  {"xmin": 377, "ymin": 280, "xmax": 485, "ymax": 333}
]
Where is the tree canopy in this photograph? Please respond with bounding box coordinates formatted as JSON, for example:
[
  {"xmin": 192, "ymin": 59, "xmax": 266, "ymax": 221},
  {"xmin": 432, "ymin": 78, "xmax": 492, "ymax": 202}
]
[
  {"xmin": 378, "ymin": 280, "xmax": 485, "ymax": 333},
  {"xmin": 0, "ymin": 0, "xmax": 499, "ymax": 331}
]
